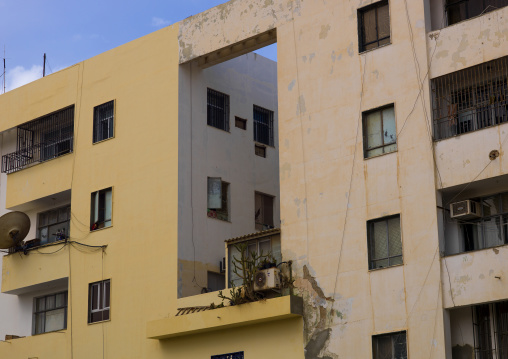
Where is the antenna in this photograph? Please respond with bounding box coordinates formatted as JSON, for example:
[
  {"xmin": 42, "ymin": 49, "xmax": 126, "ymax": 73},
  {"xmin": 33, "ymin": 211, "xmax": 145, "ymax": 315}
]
[
  {"xmin": 43, "ymin": 53, "xmax": 46, "ymax": 77},
  {"xmin": 2, "ymin": 46, "xmax": 5, "ymax": 94}
]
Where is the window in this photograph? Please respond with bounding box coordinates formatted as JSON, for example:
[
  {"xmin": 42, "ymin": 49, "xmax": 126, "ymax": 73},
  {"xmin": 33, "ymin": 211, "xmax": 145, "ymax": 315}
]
[
  {"xmin": 459, "ymin": 192, "xmax": 508, "ymax": 252},
  {"xmin": 33, "ymin": 292, "xmax": 67, "ymax": 335},
  {"xmin": 372, "ymin": 331, "xmax": 407, "ymax": 359},
  {"xmin": 367, "ymin": 215, "xmax": 402, "ymax": 270},
  {"xmin": 472, "ymin": 301, "xmax": 508, "ymax": 358},
  {"xmin": 211, "ymin": 352, "xmax": 244, "ymax": 359},
  {"xmin": 358, "ymin": 0, "xmax": 390, "ymax": 52},
  {"xmin": 207, "ymin": 271, "xmax": 225, "ymax": 292},
  {"xmin": 253, "ymin": 105, "xmax": 274, "ymax": 146},
  {"xmin": 207, "ymin": 178, "xmax": 229, "ymax": 221},
  {"xmin": 88, "ymin": 279, "xmax": 110, "ymax": 323},
  {"xmin": 207, "ymin": 88, "xmax": 230, "ymax": 131},
  {"xmin": 363, "ymin": 105, "xmax": 397, "ymax": 158},
  {"xmin": 446, "ymin": 0, "xmax": 508, "ymax": 26},
  {"xmin": 255, "ymin": 144, "xmax": 266, "ymax": 158},
  {"xmin": 432, "ymin": 56, "xmax": 508, "ymax": 140},
  {"xmin": 90, "ymin": 187, "xmax": 112, "ymax": 230},
  {"xmin": 255, "ymin": 192, "xmax": 274, "ymax": 231},
  {"xmin": 235, "ymin": 116, "xmax": 247, "ymax": 130},
  {"xmin": 37, "ymin": 205, "xmax": 71, "ymax": 245},
  {"xmin": 93, "ymin": 100, "xmax": 114, "ymax": 143}
]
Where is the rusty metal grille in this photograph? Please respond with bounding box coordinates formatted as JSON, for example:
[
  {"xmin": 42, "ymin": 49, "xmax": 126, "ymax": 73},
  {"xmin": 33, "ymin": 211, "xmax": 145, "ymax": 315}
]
[
  {"xmin": 207, "ymin": 88, "xmax": 230, "ymax": 132},
  {"xmin": 431, "ymin": 56, "xmax": 508, "ymax": 140},
  {"xmin": 93, "ymin": 100, "xmax": 114, "ymax": 143},
  {"xmin": 211, "ymin": 352, "xmax": 244, "ymax": 359},
  {"xmin": 2, "ymin": 106, "xmax": 74, "ymax": 173},
  {"xmin": 253, "ymin": 105, "xmax": 274, "ymax": 146},
  {"xmin": 474, "ymin": 304, "xmax": 496, "ymax": 359}
]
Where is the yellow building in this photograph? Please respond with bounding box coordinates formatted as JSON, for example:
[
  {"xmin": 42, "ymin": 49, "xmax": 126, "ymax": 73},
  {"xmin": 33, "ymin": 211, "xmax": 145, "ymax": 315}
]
[{"xmin": 1, "ymin": 0, "xmax": 508, "ymax": 358}]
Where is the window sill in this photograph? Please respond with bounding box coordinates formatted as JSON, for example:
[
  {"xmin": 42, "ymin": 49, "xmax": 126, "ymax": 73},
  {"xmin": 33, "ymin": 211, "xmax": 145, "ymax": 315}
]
[
  {"xmin": 206, "ymin": 216, "xmax": 231, "ymax": 224},
  {"xmin": 93, "ymin": 136, "xmax": 115, "ymax": 145},
  {"xmin": 32, "ymin": 329, "xmax": 67, "ymax": 336},
  {"xmin": 207, "ymin": 125, "xmax": 231, "ymax": 134},
  {"xmin": 90, "ymin": 225, "xmax": 113, "ymax": 233},
  {"xmin": 359, "ymin": 41, "xmax": 392, "ymax": 55},
  {"xmin": 254, "ymin": 141, "xmax": 275, "ymax": 149},
  {"xmin": 364, "ymin": 148, "xmax": 397, "ymax": 160},
  {"xmin": 88, "ymin": 318, "xmax": 111, "ymax": 325},
  {"xmin": 368, "ymin": 262, "xmax": 403, "ymax": 272}
]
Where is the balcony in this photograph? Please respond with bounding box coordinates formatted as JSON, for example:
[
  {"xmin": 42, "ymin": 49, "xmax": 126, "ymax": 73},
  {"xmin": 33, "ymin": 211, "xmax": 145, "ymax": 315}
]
[{"xmin": 1, "ymin": 106, "xmax": 74, "ymax": 174}]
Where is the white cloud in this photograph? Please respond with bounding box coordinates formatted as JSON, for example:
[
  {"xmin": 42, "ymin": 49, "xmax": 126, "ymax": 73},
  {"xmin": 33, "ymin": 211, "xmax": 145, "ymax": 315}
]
[
  {"xmin": 5, "ymin": 65, "xmax": 43, "ymax": 92},
  {"xmin": 151, "ymin": 17, "xmax": 170, "ymax": 27}
]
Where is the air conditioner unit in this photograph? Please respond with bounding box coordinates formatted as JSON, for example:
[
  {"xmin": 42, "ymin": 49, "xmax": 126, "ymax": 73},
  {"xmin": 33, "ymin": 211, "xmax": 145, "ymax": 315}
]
[
  {"xmin": 253, "ymin": 268, "xmax": 280, "ymax": 292},
  {"xmin": 450, "ymin": 200, "xmax": 481, "ymax": 220}
]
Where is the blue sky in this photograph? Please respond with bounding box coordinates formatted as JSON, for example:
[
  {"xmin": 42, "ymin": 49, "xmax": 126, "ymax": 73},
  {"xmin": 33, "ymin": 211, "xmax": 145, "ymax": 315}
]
[{"xmin": 0, "ymin": 0, "xmax": 277, "ymax": 92}]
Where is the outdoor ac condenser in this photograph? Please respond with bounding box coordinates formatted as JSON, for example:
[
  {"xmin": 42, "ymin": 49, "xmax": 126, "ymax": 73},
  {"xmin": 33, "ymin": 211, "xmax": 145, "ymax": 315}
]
[
  {"xmin": 253, "ymin": 267, "xmax": 281, "ymax": 292},
  {"xmin": 450, "ymin": 200, "xmax": 481, "ymax": 220}
]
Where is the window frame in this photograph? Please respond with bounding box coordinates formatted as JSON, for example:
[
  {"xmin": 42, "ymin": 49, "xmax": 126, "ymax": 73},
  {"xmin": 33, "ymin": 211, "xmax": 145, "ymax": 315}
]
[
  {"xmin": 207, "ymin": 88, "xmax": 230, "ymax": 132},
  {"xmin": 367, "ymin": 214, "xmax": 403, "ymax": 270},
  {"xmin": 255, "ymin": 192, "xmax": 275, "ymax": 231},
  {"xmin": 253, "ymin": 105, "xmax": 275, "ymax": 147},
  {"xmin": 88, "ymin": 279, "xmax": 111, "ymax": 324},
  {"xmin": 358, "ymin": 0, "xmax": 391, "ymax": 53},
  {"xmin": 93, "ymin": 100, "xmax": 115, "ymax": 144},
  {"xmin": 207, "ymin": 178, "xmax": 230, "ymax": 222},
  {"xmin": 363, "ymin": 104, "xmax": 397, "ymax": 159},
  {"xmin": 32, "ymin": 291, "xmax": 68, "ymax": 335},
  {"xmin": 37, "ymin": 204, "xmax": 71, "ymax": 245},
  {"xmin": 90, "ymin": 187, "xmax": 113, "ymax": 231},
  {"xmin": 372, "ymin": 331, "xmax": 407, "ymax": 359}
]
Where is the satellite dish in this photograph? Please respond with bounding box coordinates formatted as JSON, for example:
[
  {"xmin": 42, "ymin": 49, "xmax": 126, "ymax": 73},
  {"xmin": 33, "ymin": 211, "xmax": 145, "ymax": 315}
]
[{"xmin": 0, "ymin": 212, "xmax": 30, "ymax": 249}]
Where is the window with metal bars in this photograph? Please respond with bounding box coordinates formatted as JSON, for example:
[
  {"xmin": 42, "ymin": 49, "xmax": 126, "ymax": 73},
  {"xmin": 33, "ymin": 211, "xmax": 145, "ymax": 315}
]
[
  {"xmin": 211, "ymin": 351, "xmax": 244, "ymax": 359},
  {"xmin": 446, "ymin": 0, "xmax": 508, "ymax": 26},
  {"xmin": 207, "ymin": 88, "xmax": 230, "ymax": 132},
  {"xmin": 358, "ymin": 0, "xmax": 390, "ymax": 53},
  {"xmin": 431, "ymin": 56, "xmax": 508, "ymax": 140},
  {"xmin": 93, "ymin": 100, "xmax": 114, "ymax": 143},
  {"xmin": 33, "ymin": 291, "xmax": 68, "ymax": 335},
  {"xmin": 253, "ymin": 105, "xmax": 274, "ymax": 146},
  {"xmin": 88, "ymin": 279, "xmax": 110, "ymax": 323},
  {"xmin": 1, "ymin": 106, "xmax": 74, "ymax": 173},
  {"xmin": 372, "ymin": 331, "xmax": 407, "ymax": 359},
  {"xmin": 367, "ymin": 215, "xmax": 403, "ymax": 270},
  {"xmin": 363, "ymin": 104, "xmax": 397, "ymax": 158}
]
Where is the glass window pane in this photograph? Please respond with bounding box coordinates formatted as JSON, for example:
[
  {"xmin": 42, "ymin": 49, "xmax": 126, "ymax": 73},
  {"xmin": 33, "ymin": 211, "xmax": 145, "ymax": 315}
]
[
  {"xmin": 483, "ymin": 217, "xmax": 503, "ymax": 248},
  {"xmin": 377, "ymin": 3, "xmax": 390, "ymax": 39},
  {"xmin": 367, "ymin": 147, "xmax": 384, "ymax": 158},
  {"xmin": 48, "ymin": 210, "xmax": 58, "ymax": 225},
  {"xmin": 483, "ymin": 196, "xmax": 500, "ymax": 216},
  {"xmin": 382, "ymin": 107, "xmax": 396, "ymax": 145},
  {"xmin": 103, "ymin": 309, "xmax": 110, "ymax": 321},
  {"xmin": 259, "ymin": 239, "xmax": 271, "ymax": 257},
  {"xmin": 58, "ymin": 207, "xmax": 68, "ymax": 222},
  {"xmin": 363, "ymin": 8, "xmax": 377, "ymax": 44},
  {"xmin": 372, "ymin": 221, "xmax": 388, "ymax": 260},
  {"xmin": 393, "ymin": 333, "xmax": 408, "ymax": 358},
  {"xmin": 378, "ymin": 37, "xmax": 390, "ymax": 46},
  {"xmin": 46, "ymin": 295, "xmax": 55, "ymax": 310},
  {"xmin": 375, "ymin": 335, "xmax": 393, "ymax": 358},
  {"xmin": 45, "ymin": 308, "xmax": 65, "ymax": 332},
  {"xmin": 388, "ymin": 217, "xmax": 402, "ymax": 256},
  {"xmin": 105, "ymin": 189, "xmax": 112, "ymax": 222},
  {"xmin": 383, "ymin": 143, "xmax": 397, "ymax": 154},
  {"xmin": 35, "ymin": 312, "xmax": 45, "ymax": 334},
  {"xmin": 39, "ymin": 213, "xmax": 47, "ymax": 227},
  {"xmin": 55, "ymin": 293, "xmax": 65, "ymax": 308},
  {"xmin": 366, "ymin": 111, "xmax": 382, "ymax": 149},
  {"xmin": 104, "ymin": 281, "xmax": 110, "ymax": 308},
  {"xmin": 91, "ymin": 284, "xmax": 99, "ymax": 310},
  {"xmin": 40, "ymin": 227, "xmax": 49, "ymax": 244},
  {"xmin": 372, "ymin": 258, "xmax": 389, "ymax": 269},
  {"xmin": 48, "ymin": 224, "xmax": 61, "ymax": 243},
  {"xmin": 37, "ymin": 297, "xmax": 46, "ymax": 311},
  {"xmin": 390, "ymin": 255, "xmax": 403, "ymax": 266}
]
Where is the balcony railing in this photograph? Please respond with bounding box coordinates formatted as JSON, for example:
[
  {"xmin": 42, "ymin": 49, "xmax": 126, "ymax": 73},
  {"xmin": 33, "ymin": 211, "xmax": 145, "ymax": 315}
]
[
  {"xmin": 445, "ymin": 0, "xmax": 508, "ymax": 27},
  {"xmin": 432, "ymin": 56, "xmax": 508, "ymax": 140},
  {"xmin": 1, "ymin": 106, "xmax": 74, "ymax": 174}
]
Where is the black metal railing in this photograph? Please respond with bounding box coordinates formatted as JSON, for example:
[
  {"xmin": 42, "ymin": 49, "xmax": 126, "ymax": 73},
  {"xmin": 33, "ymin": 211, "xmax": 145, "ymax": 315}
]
[
  {"xmin": 432, "ymin": 56, "xmax": 508, "ymax": 140},
  {"xmin": 253, "ymin": 105, "xmax": 274, "ymax": 146},
  {"xmin": 1, "ymin": 106, "xmax": 74, "ymax": 173}
]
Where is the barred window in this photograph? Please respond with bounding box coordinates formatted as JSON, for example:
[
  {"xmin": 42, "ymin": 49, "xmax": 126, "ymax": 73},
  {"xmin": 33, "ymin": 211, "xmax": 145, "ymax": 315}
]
[
  {"xmin": 253, "ymin": 105, "xmax": 274, "ymax": 146},
  {"xmin": 93, "ymin": 100, "xmax": 114, "ymax": 143},
  {"xmin": 367, "ymin": 215, "xmax": 402, "ymax": 270},
  {"xmin": 88, "ymin": 279, "xmax": 110, "ymax": 323},
  {"xmin": 358, "ymin": 0, "xmax": 390, "ymax": 53},
  {"xmin": 372, "ymin": 331, "xmax": 407, "ymax": 359},
  {"xmin": 33, "ymin": 292, "xmax": 68, "ymax": 335},
  {"xmin": 207, "ymin": 88, "xmax": 230, "ymax": 132}
]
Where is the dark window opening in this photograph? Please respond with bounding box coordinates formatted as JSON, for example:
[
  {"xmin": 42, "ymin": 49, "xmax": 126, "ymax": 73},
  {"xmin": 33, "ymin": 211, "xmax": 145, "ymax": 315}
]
[
  {"xmin": 207, "ymin": 88, "xmax": 230, "ymax": 132},
  {"xmin": 88, "ymin": 279, "xmax": 110, "ymax": 323},
  {"xmin": 255, "ymin": 144, "xmax": 266, "ymax": 158},
  {"xmin": 38, "ymin": 205, "xmax": 71, "ymax": 245},
  {"xmin": 90, "ymin": 188, "xmax": 112, "ymax": 230},
  {"xmin": 93, "ymin": 100, "xmax": 114, "ymax": 143},
  {"xmin": 207, "ymin": 271, "xmax": 225, "ymax": 292},
  {"xmin": 367, "ymin": 215, "xmax": 403, "ymax": 270},
  {"xmin": 235, "ymin": 116, "xmax": 247, "ymax": 130},
  {"xmin": 255, "ymin": 192, "xmax": 274, "ymax": 231},
  {"xmin": 446, "ymin": 0, "xmax": 508, "ymax": 26},
  {"xmin": 432, "ymin": 56, "xmax": 508, "ymax": 140},
  {"xmin": 372, "ymin": 331, "xmax": 407, "ymax": 359},
  {"xmin": 358, "ymin": 0, "xmax": 390, "ymax": 53},
  {"xmin": 253, "ymin": 105, "xmax": 274, "ymax": 146}
]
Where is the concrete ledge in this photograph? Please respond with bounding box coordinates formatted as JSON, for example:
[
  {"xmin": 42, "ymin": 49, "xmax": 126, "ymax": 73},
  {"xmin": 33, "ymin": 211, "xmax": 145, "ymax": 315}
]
[{"xmin": 147, "ymin": 295, "xmax": 303, "ymax": 340}]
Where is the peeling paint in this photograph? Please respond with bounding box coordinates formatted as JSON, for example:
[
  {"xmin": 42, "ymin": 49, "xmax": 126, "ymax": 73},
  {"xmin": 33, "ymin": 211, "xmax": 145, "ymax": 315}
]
[
  {"xmin": 288, "ymin": 79, "xmax": 296, "ymax": 91},
  {"xmin": 297, "ymin": 95, "xmax": 307, "ymax": 116},
  {"xmin": 451, "ymin": 34, "xmax": 469, "ymax": 68},
  {"xmin": 347, "ymin": 42, "xmax": 354, "ymax": 57},
  {"xmin": 309, "ymin": 53, "xmax": 315, "ymax": 63},
  {"xmin": 493, "ymin": 248, "xmax": 499, "ymax": 254},
  {"xmin": 319, "ymin": 25, "xmax": 331, "ymax": 39}
]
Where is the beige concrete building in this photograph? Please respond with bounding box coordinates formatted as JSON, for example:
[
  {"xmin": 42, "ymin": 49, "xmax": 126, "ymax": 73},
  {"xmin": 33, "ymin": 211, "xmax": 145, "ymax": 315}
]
[{"xmin": 1, "ymin": 0, "xmax": 508, "ymax": 358}]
